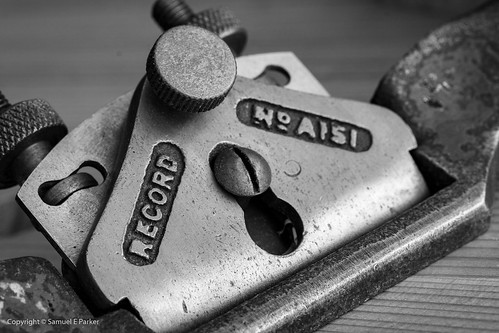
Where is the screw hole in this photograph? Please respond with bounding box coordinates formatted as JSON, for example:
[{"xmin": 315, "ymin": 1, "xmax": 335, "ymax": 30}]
[
  {"xmin": 38, "ymin": 161, "xmax": 107, "ymax": 206},
  {"xmin": 254, "ymin": 65, "xmax": 291, "ymax": 87},
  {"xmin": 238, "ymin": 189, "xmax": 303, "ymax": 255},
  {"xmin": 77, "ymin": 161, "xmax": 106, "ymax": 185}
]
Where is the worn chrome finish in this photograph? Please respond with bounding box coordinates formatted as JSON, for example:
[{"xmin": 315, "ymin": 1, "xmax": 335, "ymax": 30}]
[
  {"xmin": 12, "ymin": 1, "xmax": 497, "ymax": 331},
  {"xmin": 17, "ymin": 93, "xmax": 131, "ymax": 268},
  {"xmin": 194, "ymin": 2, "xmax": 499, "ymax": 332},
  {"xmin": 17, "ymin": 50, "xmax": 427, "ymax": 332},
  {"xmin": 83, "ymin": 73, "xmax": 426, "ymax": 332},
  {"xmin": 17, "ymin": 52, "xmax": 332, "ymax": 269}
]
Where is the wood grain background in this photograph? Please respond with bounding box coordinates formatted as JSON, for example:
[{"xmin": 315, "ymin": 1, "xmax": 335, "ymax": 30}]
[{"xmin": 1, "ymin": 1, "xmax": 498, "ymax": 331}]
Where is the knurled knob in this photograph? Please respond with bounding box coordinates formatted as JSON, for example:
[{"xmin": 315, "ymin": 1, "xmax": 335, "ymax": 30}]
[
  {"xmin": 0, "ymin": 97, "xmax": 67, "ymax": 188},
  {"xmin": 188, "ymin": 8, "xmax": 247, "ymax": 57},
  {"xmin": 152, "ymin": 0, "xmax": 194, "ymax": 31},
  {"xmin": 146, "ymin": 25, "xmax": 237, "ymax": 113},
  {"xmin": 152, "ymin": 0, "xmax": 247, "ymax": 56}
]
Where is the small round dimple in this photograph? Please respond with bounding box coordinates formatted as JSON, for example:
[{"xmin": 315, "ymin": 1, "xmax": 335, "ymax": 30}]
[
  {"xmin": 213, "ymin": 146, "xmax": 271, "ymax": 197},
  {"xmin": 284, "ymin": 160, "xmax": 301, "ymax": 177},
  {"xmin": 146, "ymin": 25, "xmax": 237, "ymax": 113}
]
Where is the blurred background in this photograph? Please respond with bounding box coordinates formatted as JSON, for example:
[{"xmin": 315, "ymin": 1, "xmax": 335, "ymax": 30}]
[{"xmin": 0, "ymin": 1, "xmax": 497, "ymax": 331}]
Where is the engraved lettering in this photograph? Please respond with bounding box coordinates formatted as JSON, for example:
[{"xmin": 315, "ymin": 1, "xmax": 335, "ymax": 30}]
[
  {"xmin": 156, "ymin": 155, "xmax": 177, "ymax": 172},
  {"xmin": 148, "ymin": 188, "xmax": 168, "ymax": 205},
  {"xmin": 237, "ymin": 99, "xmax": 372, "ymax": 152},
  {"xmin": 142, "ymin": 204, "xmax": 162, "ymax": 221},
  {"xmin": 319, "ymin": 121, "xmax": 328, "ymax": 141},
  {"xmin": 276, "ymin": 111, "xmax": 291, "ymax": 132},
  {"xmin": 331, "ymin": 125, "xmax": 346, "ymax": 145},
  {"xmin": 123, "ymin": 143, "xmax": 185, "ymax": 266},
  {"xmin": 136, "ymin": 220, "xmax": 159, "ymax": 238},
  {"xmin": 350, "ymin": 129, "xmax": 358, "ymax": 148},
  {"xmin": 129, "ymin": 240, "xmax": 153, "ymax": 259},
  {"xmin": 152, "ymin": 171, "xmax": 173, "ymax": 190},
  {"xmin": 252, "ymin": 104, "xmax": 273, "ymax": 128},
  {"xmin": 296, "ymin": 117, "xmax": 316, "ymax": 139}
]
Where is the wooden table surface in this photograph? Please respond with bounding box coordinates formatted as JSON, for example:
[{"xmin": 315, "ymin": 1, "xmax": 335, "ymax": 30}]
[{"xmin": 1, "ymin": 1, "xmax": 498, "ymax": 332}]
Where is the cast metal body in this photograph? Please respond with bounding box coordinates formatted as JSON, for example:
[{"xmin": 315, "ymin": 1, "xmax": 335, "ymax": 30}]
[
  {"xmin": 2, "ymin": 1, "xmax": 498, "ymax": 332},
  {"xmin": 19, "ymin": 50, "xmax": 427, "ymax": 331}
]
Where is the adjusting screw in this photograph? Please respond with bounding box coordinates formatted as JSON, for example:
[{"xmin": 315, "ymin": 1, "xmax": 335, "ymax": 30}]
[
  {"xmin": 0, "ymin": 91, "xmax": 67, "ymax": 188},
  {"xmin": 212, "ymin": 146, "xmax": 272, "ymax": 197},
  {"xmin": 146, "ymin": 25, "xmax": 237, "ymax": 113},
  {"xmin": 152, "ymin": 0, "xmax": 247, "ymax": 56}
]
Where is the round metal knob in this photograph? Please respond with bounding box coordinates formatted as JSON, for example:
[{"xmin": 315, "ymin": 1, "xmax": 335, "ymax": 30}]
[
  {"xmin": 146, "ymin": 25, "xmax": 237, "ymax": 113},
  {"xmin": 0, "ymin": 96, "xmax": 67, "ymax": 188}
]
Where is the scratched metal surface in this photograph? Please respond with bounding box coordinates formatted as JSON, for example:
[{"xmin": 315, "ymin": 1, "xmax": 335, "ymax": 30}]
[
  {"xmin": 0, "ymin": 1, "xmax": 497, "ymax": 332},
  {"xmin": 0, "ymin": 257, "xmax": 95, "ymax": 332}
]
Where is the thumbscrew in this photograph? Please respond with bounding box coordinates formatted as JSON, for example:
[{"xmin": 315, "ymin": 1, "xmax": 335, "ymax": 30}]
[
  {"xmin": 212, "ymin": 146, "xmax": 272, "ymax": 197},
  {"xmin": 152, "ymin": 0, "xmax": 247, "ymax": 56},
  {"xmin": 0, "ymin": 91, "xmax": 67, "ymax": 188}
]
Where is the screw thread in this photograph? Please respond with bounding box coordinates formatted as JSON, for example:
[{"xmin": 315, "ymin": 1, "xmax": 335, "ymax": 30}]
[
  {"xmin": 0, "ymin": 91, "xmax": 11, "ymax": 112},
  {"xmin": 11, "ymin": 140, "xmax": 52, "ymax": 185},
  {"xmin": 152, "ymin": 0, "xmax": 194, "ymax": 30}
]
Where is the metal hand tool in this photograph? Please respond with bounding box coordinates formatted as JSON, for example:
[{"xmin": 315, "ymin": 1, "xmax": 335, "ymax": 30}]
[{"xmin": 1, "ymin": 0, "xmax": 498, "ymax": 332}]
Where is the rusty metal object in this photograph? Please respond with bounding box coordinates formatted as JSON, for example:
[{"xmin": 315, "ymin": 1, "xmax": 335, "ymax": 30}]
[
  {"xmin": 193, "ymin": 1, "xmax": 499, "ymax": 332},
  {"xmin": 6, "ymin": 2, "xmax": 498, "ymax": 332},
  {"xmin": 0, "ymin": 256, "xmax": 154, "ymax": 332},
  {"xmin": 16, "ymin": 45, "xmax": 426, "ymax": 330},
  {"xmin": 146, "ymin": 26, "xmax": 237, "ymax": 113},
  {"xmin": 0, "ymin": 95, "xmax": 66, "ymax": 188},
  {"xmin": 0, "ymin": 257, "xmax": 94, "ymax": 332},
  {"xmin": 17, "ymin": 53, "xmax": 329, "ymax": 271},
  {"xmin": 96, "ymin": 309, "xmax": 153, "ymax": 333},
  {"xmin": 152, "ymin": 0, "xmax": 247, "ymax": 56},
  {"xmin": 212, "ymin": 145, "xmax": 272, "ymax": 197},
  {"xmin": 83, "ymin": 68, "xmax": 425, "ymax": 331}
]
